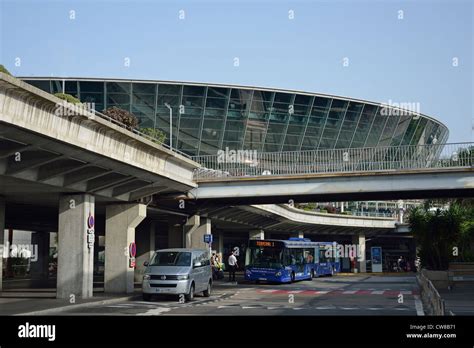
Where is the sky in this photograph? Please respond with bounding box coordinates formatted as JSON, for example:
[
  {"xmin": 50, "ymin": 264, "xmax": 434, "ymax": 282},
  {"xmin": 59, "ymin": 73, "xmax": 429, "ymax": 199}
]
[{"xmin": 1, "ymin": 0, "xmax": 473, "ymax": 142}]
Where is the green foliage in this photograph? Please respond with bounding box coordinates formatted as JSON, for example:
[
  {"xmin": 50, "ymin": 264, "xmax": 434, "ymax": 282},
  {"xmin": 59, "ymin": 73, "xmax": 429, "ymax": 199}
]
[
  {"xmin": 409, "ymin": 199, "xmax": 474, "ymax": 270},
  {"xmin": 102, "ymin": 106, "xmax": 139, "ymax": 130},
  {"xmin": 54, "ymin": 92, "xmax": 81, "ymax": 104},
  {"xmin": 0, "ymin": 64, "xmax": 11, "ymax": 75},
  {"xmin": 139, "ymin": 127, "xmax": 166, "ymax": 144}
]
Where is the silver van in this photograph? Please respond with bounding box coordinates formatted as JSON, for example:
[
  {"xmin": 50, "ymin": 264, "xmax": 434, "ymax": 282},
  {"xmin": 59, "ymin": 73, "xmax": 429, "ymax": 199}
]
[{"xmin": 142, "ymin": 248, "xmax": 212, "ymax": 301}]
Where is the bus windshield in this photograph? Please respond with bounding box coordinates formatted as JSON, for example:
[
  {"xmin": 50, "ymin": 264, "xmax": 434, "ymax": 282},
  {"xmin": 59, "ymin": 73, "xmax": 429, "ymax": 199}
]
[{"xmin": 246, "ymin": 246, "xmax": 283, "ymax": 269}]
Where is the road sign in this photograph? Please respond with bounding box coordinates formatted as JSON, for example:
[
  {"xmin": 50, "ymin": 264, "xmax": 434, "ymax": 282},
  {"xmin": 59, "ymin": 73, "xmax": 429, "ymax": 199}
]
[
  {"xmin": 371, "ymin": 247, "xmax": 382, "ymax": 273},
  {"xmin": 204, "ymin": 234, "xmax": 213, "ymax": 244}
]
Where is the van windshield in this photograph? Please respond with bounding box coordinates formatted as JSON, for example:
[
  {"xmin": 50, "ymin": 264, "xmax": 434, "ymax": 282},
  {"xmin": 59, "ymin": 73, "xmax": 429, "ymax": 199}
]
[{"xmin": 150, "ymin": 252, "xmax": 192, "ymax": 266}]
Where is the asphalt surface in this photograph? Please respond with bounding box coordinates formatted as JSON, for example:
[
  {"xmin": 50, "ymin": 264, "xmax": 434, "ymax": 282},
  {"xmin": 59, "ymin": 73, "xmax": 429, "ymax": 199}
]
[{"xmin": 50, "ymin": 274, "xmax": 422, "ymax": 316}]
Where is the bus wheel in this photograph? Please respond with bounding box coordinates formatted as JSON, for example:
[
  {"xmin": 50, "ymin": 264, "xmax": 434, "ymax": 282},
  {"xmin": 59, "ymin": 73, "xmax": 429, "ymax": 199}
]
[
  {"xmin": 291, "ymin": 272, "xmax": 295, "ymax": 283},
  {"xmin": 255, "ymin": 280, "xmax": 260, "ymax": 284}
]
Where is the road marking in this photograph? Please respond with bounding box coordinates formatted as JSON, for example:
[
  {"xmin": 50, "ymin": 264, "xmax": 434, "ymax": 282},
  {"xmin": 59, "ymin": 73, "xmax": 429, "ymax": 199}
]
[
  {"xmin": 342, "ymin": 290, "xmax": 357, "ymax": 294},
  {"xmin": 414, "ymin": 295, "xmax": 425, "ymax": 316},
  {"xmin": 288, "ymin": 290, "xmax": 304, "ymax": 294},
  {"xmin": 137, "ymin": 307, "xmax": 172, "ymax": 316},
  {"xmin": 371, "ymin": 290, "xmax": 385, "ymax": 295},
  {"xmin": 315, "ymin": 290, "xmax": 329, "ymax": 294},
  {"xmin": 260, "ymin": 289, "xmax": 278, "ymax": 293}
]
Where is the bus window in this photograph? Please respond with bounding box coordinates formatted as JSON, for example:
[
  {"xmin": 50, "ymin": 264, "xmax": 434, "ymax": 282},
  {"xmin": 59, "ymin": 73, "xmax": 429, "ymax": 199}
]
[
  {"xmin": 319, "ymin": 247, "xmax": 328, "ymax": 263},
  {"xmin": 304, "ymin": 248, "xmax": 315, "ymax": 264}
]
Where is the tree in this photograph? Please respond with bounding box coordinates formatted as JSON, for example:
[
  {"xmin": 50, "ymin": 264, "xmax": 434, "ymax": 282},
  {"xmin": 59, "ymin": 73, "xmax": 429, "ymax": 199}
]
[
  {"xmin": 102, "ymin": 106, "xmax": 138, "ymax": 130},
  {"xmin": 0, "ymin": 64, "xmax": 11, "ymax": 75},
  {"xmin": 139, "ymin": 127, "xmax": 166, "ymax": 144},
  {"xmin": 409, "ymin": 199, "xmax": 474, "ymax": 270},
  {"xmin": 54, "ymin": 93, "xmax": 81, "ymax": 104}
]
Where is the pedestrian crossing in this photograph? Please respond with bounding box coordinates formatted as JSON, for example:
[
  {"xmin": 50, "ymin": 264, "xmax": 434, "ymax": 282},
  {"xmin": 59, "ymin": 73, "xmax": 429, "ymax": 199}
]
[
  {"xmin": 256, "ymin": 289, "xmax": 418, "ymax": 296},
  {"xmin": 216, "ymin": 303, "xmax": 414, "ymax": 312}
]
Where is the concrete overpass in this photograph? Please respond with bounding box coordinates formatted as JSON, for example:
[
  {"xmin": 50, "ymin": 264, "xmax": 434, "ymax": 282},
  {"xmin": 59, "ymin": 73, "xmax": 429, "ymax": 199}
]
[
  {"xmin": 0, "ymin": 73, "xmax": 200, "ymax": 299},
  {"xmin": 189, "ymin": 168, "xmax": 474, "ymax": 205}
]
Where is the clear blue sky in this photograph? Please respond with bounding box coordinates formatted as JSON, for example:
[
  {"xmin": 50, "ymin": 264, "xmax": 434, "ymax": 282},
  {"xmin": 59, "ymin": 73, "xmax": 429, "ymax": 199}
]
[{"xmin": 1, "ymin": 0, "xmax": 472, "ymax": 142}]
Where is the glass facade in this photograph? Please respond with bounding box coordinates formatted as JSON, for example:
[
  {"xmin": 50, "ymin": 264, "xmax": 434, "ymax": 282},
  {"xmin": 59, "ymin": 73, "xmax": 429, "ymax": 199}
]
[{"xmin": 22, "ymin": 78, "xmax": 449, "ymax": 157}]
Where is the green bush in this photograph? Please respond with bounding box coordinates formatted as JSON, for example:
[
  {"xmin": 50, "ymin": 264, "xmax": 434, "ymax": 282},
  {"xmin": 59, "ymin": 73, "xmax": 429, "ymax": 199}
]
[
  {"xmin": 0, "ymin": 64, "xmax": 11, "ymax": 75},
  {"xmin": 139, "ymin": 127, "xmax": 166, "ymax": 144},
  {"xmin": 54, "ymin": 92, "xmax": 81, "ymax": 104},
  {"xmin": 320, "ymin": 209, "xmax": 328, "ymax": 213},
  {"xmin": 102, "ymin": 106, "xmax": 139, "ymax": 130}
]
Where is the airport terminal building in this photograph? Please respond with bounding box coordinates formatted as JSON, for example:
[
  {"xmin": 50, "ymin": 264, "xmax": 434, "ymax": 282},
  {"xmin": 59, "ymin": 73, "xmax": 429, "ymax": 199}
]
[{"xmin": 22, "ymin": 78, "xmax": 448, "ymax": 156}]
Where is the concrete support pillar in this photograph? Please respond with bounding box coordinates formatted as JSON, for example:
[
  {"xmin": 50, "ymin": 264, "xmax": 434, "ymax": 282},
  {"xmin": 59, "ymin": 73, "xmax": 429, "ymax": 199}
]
[
  {"xmin": 168, "ymin": 223, "xmax": 183, "ymax": 248},
  {"xmin": 0, "ymin": 197, "xmax": 4, "ymax": 292},
  {"xmin": 135, "ymin": 221, "xmax": 156, "ymax": 282},
  {"xmin": 30, "ymin": 232, "xmax": 50, "ymax": 281},
  {"xmin": 290, "ymin": 231, "xmax": 304, "ymax": 239},
  {"xmin": 352, "ymin": 233, "xmax": 366, "ymax": 273},
  {"xmin": 184, "ymin": 215, "xmax": 211, "ymax": 250},
  {"xmin": 57, "ymin": 194, "xmax": 95, "ymax": 299},
  {"xmin": 249, "ymin": 229, "xmax": 265, "ymax": 240},
  {"xmin": 105, "ymin": 203, "xmax": 146, "ymax": 294},
  {"xmin": 340, "ymin": 202, "xmax": 344, "ymax": 213}
]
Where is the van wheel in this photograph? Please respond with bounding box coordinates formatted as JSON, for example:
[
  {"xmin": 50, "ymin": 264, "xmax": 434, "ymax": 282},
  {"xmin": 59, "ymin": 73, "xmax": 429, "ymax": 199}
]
[
  {"xmin": 203, "ymin": 281, "xmax": 212, "ymax": 297},
  {"xmin": 291, "ymin": 272, "xmax": 295, "ymax": 283},
  {"xmin": 142, "ymin": 293, "xmax": 152, "ymax": 301},
  {"xmin": 185, "ymin": 283, "xmax": 195, "ymax": 302}
]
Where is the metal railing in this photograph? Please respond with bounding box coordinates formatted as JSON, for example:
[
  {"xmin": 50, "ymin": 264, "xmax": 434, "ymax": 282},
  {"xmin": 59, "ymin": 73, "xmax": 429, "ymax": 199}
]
[
  {"xmin": 90, "ymin": 109, "xmax": 191, "ymax": 159},
  {"xmin": 192, "ymin": 142, "xmax": 473, "ymax": 180}
]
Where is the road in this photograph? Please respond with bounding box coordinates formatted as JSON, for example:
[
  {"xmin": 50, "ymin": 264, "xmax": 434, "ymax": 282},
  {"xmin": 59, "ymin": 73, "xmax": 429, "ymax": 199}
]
[{"xmin": 54, "ymin": 274, "xmax": 423, "ymax": 316}]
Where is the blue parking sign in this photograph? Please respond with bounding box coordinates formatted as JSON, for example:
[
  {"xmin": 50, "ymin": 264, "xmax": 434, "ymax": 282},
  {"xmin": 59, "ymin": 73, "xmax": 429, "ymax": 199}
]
[{"xmin": 204, "ymin": 234, "xmax": 213, "ymax": 244}]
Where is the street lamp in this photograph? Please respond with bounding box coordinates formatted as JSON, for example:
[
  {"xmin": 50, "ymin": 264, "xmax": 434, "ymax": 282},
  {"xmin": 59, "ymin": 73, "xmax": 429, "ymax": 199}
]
[{"xmin": 164, "ymin": 103, "xmax": 172, "ymax": 149}]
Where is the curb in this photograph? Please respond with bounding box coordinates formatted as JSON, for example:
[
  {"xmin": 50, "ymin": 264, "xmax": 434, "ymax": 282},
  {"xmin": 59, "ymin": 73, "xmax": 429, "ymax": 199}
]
[{"xmin": 15, "ymin": 295, "xmax": 139, "ymax": 316}]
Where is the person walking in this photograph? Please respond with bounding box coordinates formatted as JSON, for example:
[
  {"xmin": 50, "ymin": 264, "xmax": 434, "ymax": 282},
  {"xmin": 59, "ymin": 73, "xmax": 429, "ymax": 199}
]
[{"xmin": 228, "ymin": 251, "xmax": 238, "ymax": 282}]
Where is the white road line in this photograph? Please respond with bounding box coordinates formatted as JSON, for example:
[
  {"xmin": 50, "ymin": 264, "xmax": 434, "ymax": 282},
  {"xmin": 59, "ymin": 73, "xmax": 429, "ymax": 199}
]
[
  {"xmin": 288, "ymin": 290, "xmax": 304, "ymax": 294},
  {"xmin": 371, "ymin": 290, "xmax": 385, "ymax": 295},
  {"xmin": 260, "ymin": 289, "xmax": 278, "ymax": 293},
  {"xmin": 414, "ymin": 295, "xmax": 425, "ymax": 316},
  {"xmin": 342, "ymin": 290, "xmax": 357, "ymax": 294},
  {"xmin": 399, "ymin": 291, "xmax": 413, "ymax": 295},
  {"xmin": 242, "ymin": 306, "xmax": 261, "ymax": 309},
  {"xmin": 340, "ymin": 307, "xmax": 358, "ymax": 310},
  {"xmin": 315, "ymin": 290, "xmax": 329, "ymax": 294}
]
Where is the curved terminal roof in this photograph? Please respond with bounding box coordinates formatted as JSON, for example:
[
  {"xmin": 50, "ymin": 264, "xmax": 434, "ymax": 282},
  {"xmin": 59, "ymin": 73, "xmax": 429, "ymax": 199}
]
[{"xmin": 20, "ymin": 77, "xmax": 449, "ymax": 157}]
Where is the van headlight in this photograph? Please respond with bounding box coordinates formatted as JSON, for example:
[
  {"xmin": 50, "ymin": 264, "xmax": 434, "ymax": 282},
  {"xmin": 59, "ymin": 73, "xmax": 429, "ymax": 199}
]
[
  {"xmin": 143, "ymin": 274, "xmax": 150, "ymax": 280},
  {"xmin": 275, "ymin": 272, "xmax": 282, "ymax": 276},
  {"xmin": 176, "ymin": 275, "xmax": 189, "ymax": 280}
]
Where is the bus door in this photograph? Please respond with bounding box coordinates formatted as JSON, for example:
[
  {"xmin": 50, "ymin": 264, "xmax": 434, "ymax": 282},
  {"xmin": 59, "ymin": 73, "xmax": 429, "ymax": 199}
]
[{"xmin": 318, "ymin": 246, "xmax": 330, "ymax": 274}]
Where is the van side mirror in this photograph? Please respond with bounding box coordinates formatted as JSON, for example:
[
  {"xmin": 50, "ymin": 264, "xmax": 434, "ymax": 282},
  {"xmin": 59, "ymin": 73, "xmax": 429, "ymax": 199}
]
[
  {"xmin": 143, "ymin": 261, "xmax": 149, "ymax": 267},
  {"xmin": 193, "ymin": 262, "xmax": 202, "ymax": 268}
]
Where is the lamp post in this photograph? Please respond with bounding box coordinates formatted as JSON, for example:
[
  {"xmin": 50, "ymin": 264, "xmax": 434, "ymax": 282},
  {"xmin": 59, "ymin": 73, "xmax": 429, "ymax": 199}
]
[{"xmin": 164, "ymin": 103, "xmax": 172, "ymax": 149}]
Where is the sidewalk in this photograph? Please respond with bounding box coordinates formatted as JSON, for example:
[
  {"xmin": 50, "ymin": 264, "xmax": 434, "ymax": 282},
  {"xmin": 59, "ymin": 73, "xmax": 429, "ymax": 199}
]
[{"xmin": 0, "ymin": 290, "xmax": 141, "ymax": 315}]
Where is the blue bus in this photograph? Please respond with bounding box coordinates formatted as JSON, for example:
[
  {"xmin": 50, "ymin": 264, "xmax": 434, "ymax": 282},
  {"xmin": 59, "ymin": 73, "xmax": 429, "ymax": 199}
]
[{"xmin": 244, "ymin": 238, "xmax": 340, "ymax": 283}]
